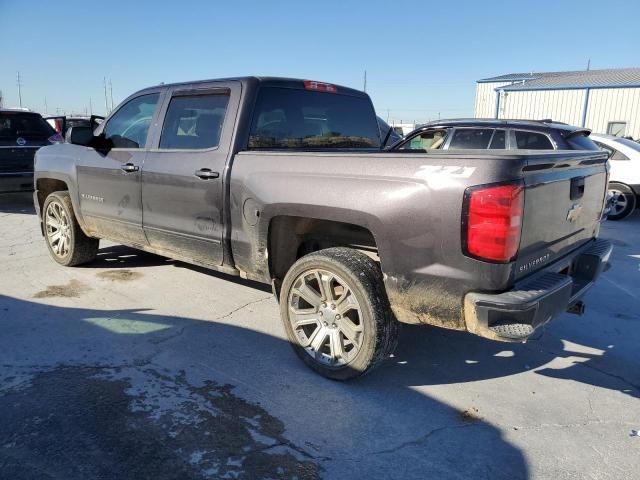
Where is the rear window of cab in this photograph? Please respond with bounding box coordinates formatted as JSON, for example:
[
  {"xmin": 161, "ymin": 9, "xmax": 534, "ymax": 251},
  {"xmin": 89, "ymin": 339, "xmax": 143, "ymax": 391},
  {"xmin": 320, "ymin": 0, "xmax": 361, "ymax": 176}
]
[
  {"xmin": 248, "ymin": 87, "xmax": 381, "ymax": 150},
  {"xmin": 0, "ymin": 112, "xmax": 55, "ymax": 138}
]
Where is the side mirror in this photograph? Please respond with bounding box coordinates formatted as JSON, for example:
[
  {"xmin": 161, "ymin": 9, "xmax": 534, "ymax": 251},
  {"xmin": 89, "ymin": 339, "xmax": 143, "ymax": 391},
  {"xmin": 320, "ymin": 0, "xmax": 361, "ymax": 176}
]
[{"xmin": 66, "ymin": 126, "xmax": 94, "ymax": 146}]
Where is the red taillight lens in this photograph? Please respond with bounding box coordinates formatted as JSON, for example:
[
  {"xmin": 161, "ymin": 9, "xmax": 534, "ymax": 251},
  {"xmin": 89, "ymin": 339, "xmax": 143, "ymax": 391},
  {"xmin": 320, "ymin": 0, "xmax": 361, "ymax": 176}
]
[
  {"xmin": 303, "ymin": 80, "xmax": 337, "ymax": 92},
  {"xmin": 48, "ymin": 133, "xmax": 64, "ymax": 144},
  {"xmin": 464, "ymin": 183, "xmax": 524, "ymax": 263}
]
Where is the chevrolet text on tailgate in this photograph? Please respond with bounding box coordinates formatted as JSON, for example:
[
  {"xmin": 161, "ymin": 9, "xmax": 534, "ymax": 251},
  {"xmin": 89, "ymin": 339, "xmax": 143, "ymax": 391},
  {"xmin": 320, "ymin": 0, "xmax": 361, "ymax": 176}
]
[{"xmin": 33, "ymin": 77, "xmax": 612, "ymax": 379}]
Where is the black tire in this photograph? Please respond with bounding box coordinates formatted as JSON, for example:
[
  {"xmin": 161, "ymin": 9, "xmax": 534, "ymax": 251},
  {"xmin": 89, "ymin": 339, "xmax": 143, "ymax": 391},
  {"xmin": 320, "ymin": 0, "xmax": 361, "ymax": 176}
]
[
  {"xmin": 42, "ymin": 191, "xmax": 99, "ymax": 266},
  {"xmin": 279, "ymin": 247, "xmax": 399, "ymax": 380},
  {"xmin": 607, "ymin": 183, "xmax": 636, "ymax": 220}
]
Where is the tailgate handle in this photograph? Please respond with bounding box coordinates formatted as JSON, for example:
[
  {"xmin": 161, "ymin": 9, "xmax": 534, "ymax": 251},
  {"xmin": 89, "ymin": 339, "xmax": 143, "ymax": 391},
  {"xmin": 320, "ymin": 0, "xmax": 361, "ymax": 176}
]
[{"xmin": 570, "ymin": 177, "xmax": 585, "ymax": 200}]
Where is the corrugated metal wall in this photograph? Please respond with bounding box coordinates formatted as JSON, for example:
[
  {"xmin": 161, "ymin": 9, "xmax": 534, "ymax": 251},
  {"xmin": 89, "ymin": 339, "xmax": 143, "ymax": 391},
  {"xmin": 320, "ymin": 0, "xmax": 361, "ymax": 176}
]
[
  {"xmin": 474, "ymin": 82, "xmax": 510, "ymax": 118},
  {"xmin": 475, "ymin": 81, "xmax": 640, "ymax": 139},
  {"xmin": 499, "ymin": 89, "xmax": 585, "ymax": 125},
  {"xmin": 584, "ymin": 88, "xmax": 640, "ymax": 139}
]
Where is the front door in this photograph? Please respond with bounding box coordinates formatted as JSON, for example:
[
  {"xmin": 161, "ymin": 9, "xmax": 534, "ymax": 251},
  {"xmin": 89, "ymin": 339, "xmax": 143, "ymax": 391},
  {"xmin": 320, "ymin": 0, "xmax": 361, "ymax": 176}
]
[
  {"xmin": 141, "ymin": 84, "xmax": 238, "ymax": 266},
  {"xmin": 76, "ymin": 93, "xmax": 161, "ymax": 245}
]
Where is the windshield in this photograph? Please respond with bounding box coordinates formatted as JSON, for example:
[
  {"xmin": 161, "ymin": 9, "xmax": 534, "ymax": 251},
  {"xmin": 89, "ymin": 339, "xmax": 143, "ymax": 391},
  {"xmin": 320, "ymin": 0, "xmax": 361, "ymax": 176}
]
[
  {"xmin": 615, "ymin": 137, "xmax": 640, "ymax": 152},
  {"xmin": 248, "ymin": 87, "xmax": 381, "ymax": 150},
  {"xmin": 0, "ymin": 112, "xmax": 55, "ymax": 138}
]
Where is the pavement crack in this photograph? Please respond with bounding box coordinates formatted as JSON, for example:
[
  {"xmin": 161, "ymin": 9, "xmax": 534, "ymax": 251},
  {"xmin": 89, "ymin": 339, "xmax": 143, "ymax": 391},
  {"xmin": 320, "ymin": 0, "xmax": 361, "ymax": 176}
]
[
  {"xmin": 368, "ymin": 423, "xmax": 483, "ymax": 455},
  {"xmin": 216, "ymin": 296, "xmax": 273, "ymax": 320},
  {"xmin": 524, "ymin": 343, "xmax": 640, "ymax": 394}
]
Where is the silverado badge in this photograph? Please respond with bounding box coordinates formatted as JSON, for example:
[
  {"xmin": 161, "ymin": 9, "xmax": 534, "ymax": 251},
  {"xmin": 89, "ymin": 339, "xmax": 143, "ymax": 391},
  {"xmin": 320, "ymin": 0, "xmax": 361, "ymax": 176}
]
[{"xmin": 566, "ymin": 203, "xmax": 583, "ymax": 223}]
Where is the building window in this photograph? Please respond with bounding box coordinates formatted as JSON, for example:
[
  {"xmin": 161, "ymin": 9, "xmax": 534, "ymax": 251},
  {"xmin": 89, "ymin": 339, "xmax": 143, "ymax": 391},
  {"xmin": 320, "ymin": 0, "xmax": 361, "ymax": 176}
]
[{"xmin": 607, "ymin": 122, "xmax": 627, "ymax": 137}]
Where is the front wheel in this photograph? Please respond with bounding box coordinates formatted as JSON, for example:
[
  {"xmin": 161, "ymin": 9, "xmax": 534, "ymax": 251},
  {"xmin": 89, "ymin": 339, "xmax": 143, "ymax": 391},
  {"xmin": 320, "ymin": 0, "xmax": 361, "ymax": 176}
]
[
  {"xmin": 279, "ymin": 247, "xmax": 399, "ymax": 380},
  {"xmin": 42, "ymin": 191, "xmax": 99, "ymax": 266},
  {"xmin": 607, "ymin": 183, "xmax": 636, "ymax": 220}
]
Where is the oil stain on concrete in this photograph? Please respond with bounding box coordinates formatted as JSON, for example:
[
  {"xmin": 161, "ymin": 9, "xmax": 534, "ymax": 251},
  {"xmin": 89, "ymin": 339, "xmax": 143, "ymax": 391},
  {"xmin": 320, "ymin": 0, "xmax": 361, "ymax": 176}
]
[
  {"xmin": 0, "ymin": 366, "xmax": 320, "ymax": 480},
  {"xmin": 33, "ymin": 279, "xmax": 89, "ymax": 299},
  {"xmin": 97, "ymin": 270, "xmax": 143, "ymax": 282}
]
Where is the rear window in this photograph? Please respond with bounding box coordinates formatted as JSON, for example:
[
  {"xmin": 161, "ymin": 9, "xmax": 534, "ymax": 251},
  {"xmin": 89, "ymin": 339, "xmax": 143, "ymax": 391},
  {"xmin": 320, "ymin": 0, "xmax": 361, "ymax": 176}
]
[
  {"xmin": 248, "ymin": 87, "xmax": 380, "ymax": 150},
  {"xmin": 0, "ymin": 112, "xmax": 54, "ymax": 138},
  {"xmin": 514, "ymin": 130, "xmax": 554, "ymax": 150},
  {"xmin": 449, "ymin": 128, "xmax": 495, "ymax": 149},
  {"xmin": 565, "ymin": 133, "xmax": 599, "ymax": 151}
]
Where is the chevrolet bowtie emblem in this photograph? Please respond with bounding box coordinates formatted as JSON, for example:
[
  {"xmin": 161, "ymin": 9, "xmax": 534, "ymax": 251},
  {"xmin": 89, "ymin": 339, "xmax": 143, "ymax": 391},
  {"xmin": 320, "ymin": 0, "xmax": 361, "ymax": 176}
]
[{"xmin": 566, "ymin": 203, "xmax": 583, "ymax": 223}]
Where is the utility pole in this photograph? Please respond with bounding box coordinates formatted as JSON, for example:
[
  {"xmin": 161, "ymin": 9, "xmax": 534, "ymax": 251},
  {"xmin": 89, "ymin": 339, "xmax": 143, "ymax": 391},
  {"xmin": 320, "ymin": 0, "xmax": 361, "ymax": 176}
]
[
  {"xmin": 0, "ymin": 89, "xmax": 3, "ymax": 108},
  {"xmin": 44, "ymin": 97, "xmax": 48, "ymax": 115},
  {"xmin": 16, "ymin": 71, "xmax": 23, "ymax": 108},
  {"xmin": 586, "ymin": 59, "xmax": 591, "ymax": 71},
  {"xmin": 103, "ymin": 77, "xmax": 109, "ymax": 114},
  {"xmin": 109, "ymin": 78, "xmax": 114, "ymax": 111},
  {"xmin": 386, "ymin": 108, "xmax": 390, "ymax": 122},
  {"xmin": 363, "ymin": 70, "xmax": 367, "ymax": 92},
  {"xmin": 89, "ymin": 97, "xmax": 93, "ymax": 115}
]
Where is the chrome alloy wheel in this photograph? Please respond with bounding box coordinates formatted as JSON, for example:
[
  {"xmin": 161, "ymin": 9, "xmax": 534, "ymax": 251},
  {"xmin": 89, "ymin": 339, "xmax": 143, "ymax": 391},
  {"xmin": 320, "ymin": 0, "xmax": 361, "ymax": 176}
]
[
  {"xmin": 45, "ymin": 201, "xmax": 71, "ymax": 258},
  {"xmin": 288, "ymin": 269, "xmax": 364, "ymax": 367},
  {"xmin": 609, "ymin": 188, "xmax": 628, "ymax": 216}
]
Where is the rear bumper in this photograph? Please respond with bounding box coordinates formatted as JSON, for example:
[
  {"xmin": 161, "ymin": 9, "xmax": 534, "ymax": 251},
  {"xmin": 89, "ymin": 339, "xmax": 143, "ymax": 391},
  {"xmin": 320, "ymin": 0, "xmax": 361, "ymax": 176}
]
[
  {"xmin": 0, "ymin": 172, "xmax": 34, "ymax": 193},
  {"xmin": 464, "ymin": 238, "xmax": 613, "ymax": 341}
]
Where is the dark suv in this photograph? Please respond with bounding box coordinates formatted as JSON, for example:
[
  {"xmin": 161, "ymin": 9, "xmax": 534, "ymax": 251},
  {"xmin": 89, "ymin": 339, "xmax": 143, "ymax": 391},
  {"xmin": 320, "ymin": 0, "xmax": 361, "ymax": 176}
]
[
  {"xmin": 390, "ymin": 119, "xmax": 600, "ymax": 152},
  {"xmin": 1, "ymin": 109, "xmax": 62, "ymax": 193}
]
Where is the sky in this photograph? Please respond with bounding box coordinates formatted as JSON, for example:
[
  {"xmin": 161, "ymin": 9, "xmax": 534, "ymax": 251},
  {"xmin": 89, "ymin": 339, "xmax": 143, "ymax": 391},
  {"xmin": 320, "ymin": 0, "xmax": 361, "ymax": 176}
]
[{"xmin": 1, "ymin": 0, "xmax": 639, "ymax": 124}]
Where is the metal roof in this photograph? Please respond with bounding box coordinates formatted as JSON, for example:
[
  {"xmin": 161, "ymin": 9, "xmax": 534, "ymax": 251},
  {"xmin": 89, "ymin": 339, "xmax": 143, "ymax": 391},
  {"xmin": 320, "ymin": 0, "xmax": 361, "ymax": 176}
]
[{"xmin": 477, "ymin": 68, "xmax": 640, "ymax": 90}]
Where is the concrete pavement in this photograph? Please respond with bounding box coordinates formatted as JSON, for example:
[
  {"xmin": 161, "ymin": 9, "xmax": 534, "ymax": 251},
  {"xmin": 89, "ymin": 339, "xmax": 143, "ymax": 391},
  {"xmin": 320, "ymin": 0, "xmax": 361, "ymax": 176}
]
[{"xmin": 1, "ymin": 192, "xmax": 638, "ymax": 479}]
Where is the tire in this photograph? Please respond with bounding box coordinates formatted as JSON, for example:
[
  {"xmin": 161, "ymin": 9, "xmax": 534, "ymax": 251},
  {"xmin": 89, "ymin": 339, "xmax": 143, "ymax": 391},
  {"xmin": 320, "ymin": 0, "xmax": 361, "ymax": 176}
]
[
  {"xmin": 42, "ymin": 191, "xmax": 99, "ymax": 266},
  {"xmin": 279, "ymin": 247, "xmax": 399, "ymax": 380},
  {"xmin": 607, "ymin": 183, "xmax": 636, "ymax": 220}
]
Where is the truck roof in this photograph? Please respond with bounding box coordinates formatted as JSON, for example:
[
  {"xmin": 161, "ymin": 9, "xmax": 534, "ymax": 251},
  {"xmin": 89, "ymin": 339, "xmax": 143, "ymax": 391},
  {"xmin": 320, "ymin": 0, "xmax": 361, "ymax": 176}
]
[{"xmin": 138, "ymin": 76, "xmax": 367, "ymax": 98}]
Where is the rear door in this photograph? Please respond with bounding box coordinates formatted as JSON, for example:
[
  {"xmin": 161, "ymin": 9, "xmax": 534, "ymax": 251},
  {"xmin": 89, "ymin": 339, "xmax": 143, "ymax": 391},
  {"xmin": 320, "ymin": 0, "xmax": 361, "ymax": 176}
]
[
  {"xmin": 141, "ymin": 82, "xmax": 239, "ymax": 266},
  {"xmin": 75, "ymin": 92, "xmax": 162, "ymax": 245}
]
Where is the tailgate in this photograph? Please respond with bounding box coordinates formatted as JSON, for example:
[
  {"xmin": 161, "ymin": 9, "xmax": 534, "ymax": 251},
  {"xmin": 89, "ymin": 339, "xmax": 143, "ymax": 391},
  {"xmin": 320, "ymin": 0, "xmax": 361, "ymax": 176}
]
[{"xmin": 515, "ymin": 151, "xmax": 608, "ymax": 280}]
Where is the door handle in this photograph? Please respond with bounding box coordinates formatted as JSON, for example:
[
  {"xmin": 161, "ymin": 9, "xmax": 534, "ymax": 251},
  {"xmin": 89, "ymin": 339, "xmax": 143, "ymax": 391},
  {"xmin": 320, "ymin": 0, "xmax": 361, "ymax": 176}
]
[
  {"xmin": 121, "ymin": 163, "xmax": 139, "ymax": 173},
  {"xmin": 195, "ymin": 168, "xmax": 220, "ymax": 180}
]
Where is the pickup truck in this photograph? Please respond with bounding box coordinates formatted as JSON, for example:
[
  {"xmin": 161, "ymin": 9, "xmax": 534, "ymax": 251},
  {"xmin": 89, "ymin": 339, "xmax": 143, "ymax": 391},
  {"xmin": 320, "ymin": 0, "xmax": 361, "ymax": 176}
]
[{"xmin": 33, "ymin": 77, "xmax": 613, "ymax": 379}]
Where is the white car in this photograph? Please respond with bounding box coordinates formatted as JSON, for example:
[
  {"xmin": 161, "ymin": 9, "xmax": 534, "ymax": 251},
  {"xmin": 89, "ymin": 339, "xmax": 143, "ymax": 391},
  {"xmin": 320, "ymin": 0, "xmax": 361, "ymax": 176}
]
[{"xmin": 590, "ymin": 133, "xmax": 640, "ymax": 220}]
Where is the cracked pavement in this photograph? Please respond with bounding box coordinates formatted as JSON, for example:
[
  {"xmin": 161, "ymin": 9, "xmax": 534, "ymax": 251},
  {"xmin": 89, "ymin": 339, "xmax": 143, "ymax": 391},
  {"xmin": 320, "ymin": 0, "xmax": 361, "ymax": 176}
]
[{"xmin": 1, "ymin": 192, "xmax": 639, "ymax": 479}]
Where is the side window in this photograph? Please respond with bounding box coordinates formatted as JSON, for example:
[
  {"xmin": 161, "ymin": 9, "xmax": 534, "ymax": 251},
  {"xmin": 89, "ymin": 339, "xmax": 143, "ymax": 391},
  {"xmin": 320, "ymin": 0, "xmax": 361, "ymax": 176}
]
[
  {"xmin": 104, "ymin": 94, "xmax": 159, "ymax": 149},
  {"xmin": 400, "ymin": 129, "xmax": 448, "ymax": 150},
  {"xmin": 159, "ymin": 93, "xmax": 230, "ymax": 150},
  {"xmin": 514, "ymin": 130, "xmax": 554, "ymax": 150},
  {"xmin": 449, "ymin": 129, "xmax": 494, "ymax": 149},
  {"xmin": 594, "ymin": 141, "xmax": 614, "ymax": 157},
  {"xmin": 611, "ymin": 149, "xmax": 630, "ymax": 161},
  {"xmin": 489, "ymin": 129, "xmax": 506, "ymax": 149}
]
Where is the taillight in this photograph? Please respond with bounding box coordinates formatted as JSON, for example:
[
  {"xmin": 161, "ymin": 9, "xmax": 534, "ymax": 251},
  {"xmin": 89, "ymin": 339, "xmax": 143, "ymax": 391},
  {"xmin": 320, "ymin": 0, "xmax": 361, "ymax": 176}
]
[
  {"xmin": 463, "ymin": 182, "xmax": 524, "ymax": 263},
  {"xmin": 48, "ymin": 133, "xmax": 64, "ymax": 144}
]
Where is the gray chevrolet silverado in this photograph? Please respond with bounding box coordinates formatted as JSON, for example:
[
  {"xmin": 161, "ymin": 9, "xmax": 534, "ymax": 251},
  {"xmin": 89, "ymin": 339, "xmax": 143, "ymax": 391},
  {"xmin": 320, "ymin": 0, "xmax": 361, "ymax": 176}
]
[{"xmin": 33, "ymin": 77, "xmax": 612, "ymax": 379}]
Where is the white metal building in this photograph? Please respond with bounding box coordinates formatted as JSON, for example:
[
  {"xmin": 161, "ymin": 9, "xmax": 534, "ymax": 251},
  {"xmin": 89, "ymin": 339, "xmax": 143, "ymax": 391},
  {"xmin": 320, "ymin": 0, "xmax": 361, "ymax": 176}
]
[{"xmin": 474, "ymin": 68, "xmax": 640, "ymax": 139}]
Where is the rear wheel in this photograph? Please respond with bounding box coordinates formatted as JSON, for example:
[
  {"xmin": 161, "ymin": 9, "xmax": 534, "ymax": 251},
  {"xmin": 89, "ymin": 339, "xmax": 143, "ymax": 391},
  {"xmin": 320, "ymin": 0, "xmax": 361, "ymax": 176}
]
[
  {"xmin": 607, "ymin": 183, "xmax": 636, "ymax": 220},
  {"xmin": 43, "ymin": 191, "xmax": 99, "ymax": 266},
  {"xmin": 279, "ymin": 247, "xmax": 399, "ymax": 380}
]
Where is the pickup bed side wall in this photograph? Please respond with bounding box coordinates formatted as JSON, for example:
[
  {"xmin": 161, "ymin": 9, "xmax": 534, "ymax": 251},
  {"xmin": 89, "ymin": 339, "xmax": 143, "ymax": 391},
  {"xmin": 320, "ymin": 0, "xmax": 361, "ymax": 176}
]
[{"xmin": 228, "ymin": 150, "xmax": 531, "ymax": 329}]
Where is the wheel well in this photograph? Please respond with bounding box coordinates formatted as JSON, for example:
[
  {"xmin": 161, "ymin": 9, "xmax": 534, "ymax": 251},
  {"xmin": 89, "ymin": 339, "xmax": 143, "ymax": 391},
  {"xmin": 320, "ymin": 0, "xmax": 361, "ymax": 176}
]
[
  {"xmin": 36, "ymin": 178, "xmax": 69, "ymax": 212},
  {"xmin": 268, "ymin": 216, "xmax": 378, "ymax": 282}
]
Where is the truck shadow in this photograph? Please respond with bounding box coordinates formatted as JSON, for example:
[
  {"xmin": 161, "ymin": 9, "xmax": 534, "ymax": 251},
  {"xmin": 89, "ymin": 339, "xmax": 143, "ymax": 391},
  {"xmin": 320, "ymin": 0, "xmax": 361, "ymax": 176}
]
[
  {"xmin": 88, "ymin": 244, "xmax": 640, "ymax": 401},
  {"xmin": 0, "ymin": 294, "xmax": 530, "ymax": 479}
]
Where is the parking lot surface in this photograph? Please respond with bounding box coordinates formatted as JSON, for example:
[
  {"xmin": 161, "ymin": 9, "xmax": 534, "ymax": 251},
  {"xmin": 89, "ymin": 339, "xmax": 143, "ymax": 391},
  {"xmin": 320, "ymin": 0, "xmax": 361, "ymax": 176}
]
[{"xmin": 1, "ymin": 192, "xmax": 638, "ymax": 479}]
